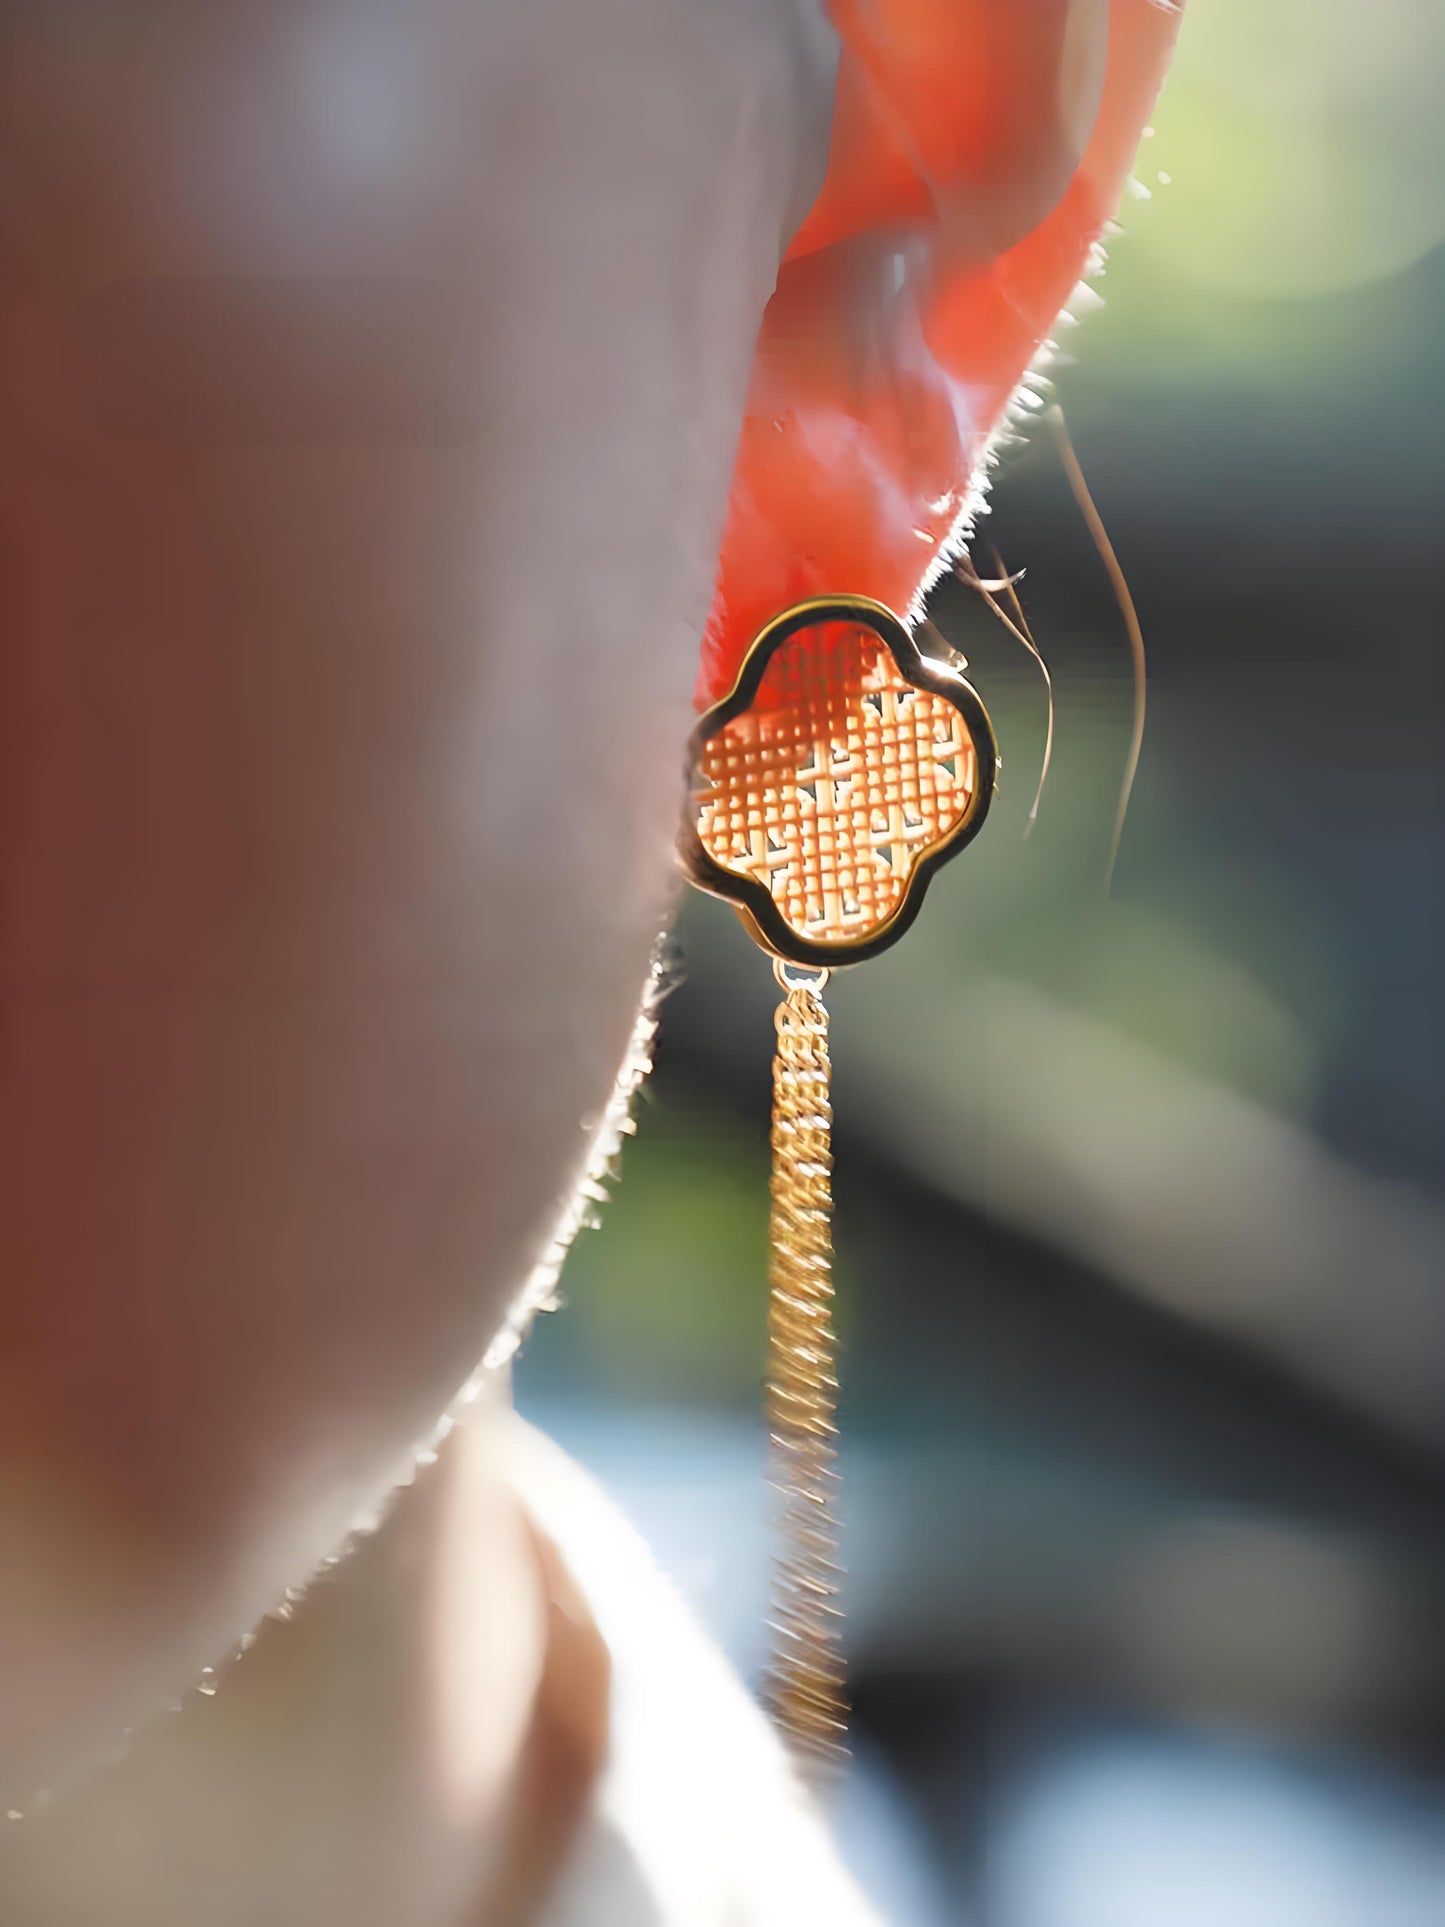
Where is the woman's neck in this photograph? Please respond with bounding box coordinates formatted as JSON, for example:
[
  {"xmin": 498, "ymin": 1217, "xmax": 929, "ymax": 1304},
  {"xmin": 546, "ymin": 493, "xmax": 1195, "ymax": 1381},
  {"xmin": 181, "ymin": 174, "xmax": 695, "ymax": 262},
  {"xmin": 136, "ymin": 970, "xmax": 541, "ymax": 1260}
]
[{"xmin": 0, "ymin": 1396, "xmax": 573, "ymax": 1927}]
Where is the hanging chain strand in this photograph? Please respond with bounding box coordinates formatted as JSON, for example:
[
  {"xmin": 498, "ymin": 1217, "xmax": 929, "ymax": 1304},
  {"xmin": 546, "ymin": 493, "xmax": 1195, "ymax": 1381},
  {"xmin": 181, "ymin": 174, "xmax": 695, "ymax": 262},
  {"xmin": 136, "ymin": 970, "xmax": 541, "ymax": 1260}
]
[
  {"xmin": 764, "ymin": 963, "xmax": 848, "ymax": 1783},
  {"xmin": 680, "ymin": 604, "xmax": 997, "ymax": 1791}
]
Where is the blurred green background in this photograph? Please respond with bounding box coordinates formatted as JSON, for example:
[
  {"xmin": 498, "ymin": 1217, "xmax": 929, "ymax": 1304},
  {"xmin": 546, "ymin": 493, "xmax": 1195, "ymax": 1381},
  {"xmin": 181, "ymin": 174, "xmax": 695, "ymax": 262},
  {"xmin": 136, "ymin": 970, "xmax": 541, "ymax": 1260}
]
[{"xmin": 520, "ymin": 6, "xmax": 1445, "ymax": 1921}]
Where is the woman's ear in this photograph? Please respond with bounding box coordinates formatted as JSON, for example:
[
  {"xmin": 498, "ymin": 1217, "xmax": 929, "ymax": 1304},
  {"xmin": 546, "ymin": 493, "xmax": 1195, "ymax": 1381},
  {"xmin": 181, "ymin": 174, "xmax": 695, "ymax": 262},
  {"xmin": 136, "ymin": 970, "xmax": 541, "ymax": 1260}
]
[
  {"xmin": 699, "ymin": 0, "xmax": 1183, "ymax": 704},
  {"xmin": 791, "ymin": 0, "xmax": 1111, "ymax": 265}
]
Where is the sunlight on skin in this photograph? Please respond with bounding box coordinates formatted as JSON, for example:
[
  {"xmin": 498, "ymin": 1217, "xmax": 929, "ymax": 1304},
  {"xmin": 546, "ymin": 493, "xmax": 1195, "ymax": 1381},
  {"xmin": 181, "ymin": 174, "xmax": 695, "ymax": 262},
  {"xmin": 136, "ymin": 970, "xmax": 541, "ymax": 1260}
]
[
  {"xmin": 0, "ymin": 0, "xmax": 837, "ymax": 1801},
  {"xmin": 0, "ymin": 1407, "xmax": 554, "ymax": 1925},
  {"xmin": 0, "ymin": 0, "xmax": 1182, "ymax": 1853}
]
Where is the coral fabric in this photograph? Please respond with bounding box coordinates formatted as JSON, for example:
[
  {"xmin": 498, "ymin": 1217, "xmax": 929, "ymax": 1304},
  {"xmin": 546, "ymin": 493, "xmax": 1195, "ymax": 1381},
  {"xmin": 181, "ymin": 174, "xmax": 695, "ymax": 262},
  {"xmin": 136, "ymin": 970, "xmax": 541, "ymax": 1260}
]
[{"xmin": 698, "ymin": 0, "xmax": 1183, "ymax": 706}]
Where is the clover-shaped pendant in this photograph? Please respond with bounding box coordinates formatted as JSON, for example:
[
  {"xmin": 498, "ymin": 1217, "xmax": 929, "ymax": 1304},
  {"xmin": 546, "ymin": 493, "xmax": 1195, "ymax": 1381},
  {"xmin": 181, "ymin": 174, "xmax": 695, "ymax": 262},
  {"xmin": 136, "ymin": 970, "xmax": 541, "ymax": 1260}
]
[{"xmin": 679, "ymin": 597, "xmax": 997, "ymax": 968}]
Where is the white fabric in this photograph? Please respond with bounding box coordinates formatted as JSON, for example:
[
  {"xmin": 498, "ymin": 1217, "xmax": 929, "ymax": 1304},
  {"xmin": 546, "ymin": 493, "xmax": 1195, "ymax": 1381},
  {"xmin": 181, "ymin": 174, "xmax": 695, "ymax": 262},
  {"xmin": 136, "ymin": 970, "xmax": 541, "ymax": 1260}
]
[{"xmin": 509, "ymin": 1423, "xmax": 881, "ymax": 1927}]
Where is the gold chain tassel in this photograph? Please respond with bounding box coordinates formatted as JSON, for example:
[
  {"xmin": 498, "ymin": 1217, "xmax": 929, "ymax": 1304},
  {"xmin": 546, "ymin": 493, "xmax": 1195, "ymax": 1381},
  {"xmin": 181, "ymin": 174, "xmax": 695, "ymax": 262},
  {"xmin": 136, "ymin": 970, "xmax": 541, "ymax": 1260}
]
[
  {"xmin": 764, "ymin": 963, "xmax": 848, "ymax": 1783},
  {"xmin": 679, "ymin": 603, "xmax": 997, "ymax": 1785}
]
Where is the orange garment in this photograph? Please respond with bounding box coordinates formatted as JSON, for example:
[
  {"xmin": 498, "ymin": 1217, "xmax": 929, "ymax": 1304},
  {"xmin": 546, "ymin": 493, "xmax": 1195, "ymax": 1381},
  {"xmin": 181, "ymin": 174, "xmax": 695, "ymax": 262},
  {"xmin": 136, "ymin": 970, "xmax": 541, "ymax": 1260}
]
[{"xmin": 699, "ymin": 0, "xmax": 1183, "ymax": 706}]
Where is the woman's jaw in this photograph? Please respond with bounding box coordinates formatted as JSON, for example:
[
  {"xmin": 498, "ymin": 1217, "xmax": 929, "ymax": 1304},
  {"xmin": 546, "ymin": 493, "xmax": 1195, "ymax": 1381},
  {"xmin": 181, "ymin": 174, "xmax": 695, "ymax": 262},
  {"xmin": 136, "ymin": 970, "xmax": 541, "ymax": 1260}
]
[{"xmin": 0, "ymin": 0, "xmax": 836, "ymax": 1800}]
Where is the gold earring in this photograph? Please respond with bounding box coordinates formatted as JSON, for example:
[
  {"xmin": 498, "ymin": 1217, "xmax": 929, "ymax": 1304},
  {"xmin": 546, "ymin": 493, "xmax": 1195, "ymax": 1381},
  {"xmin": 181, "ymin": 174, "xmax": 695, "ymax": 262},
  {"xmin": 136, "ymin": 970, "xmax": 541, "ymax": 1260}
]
[{"xmin": 677, "ymin": 596, "xmax": 997, "ymax": 1786}]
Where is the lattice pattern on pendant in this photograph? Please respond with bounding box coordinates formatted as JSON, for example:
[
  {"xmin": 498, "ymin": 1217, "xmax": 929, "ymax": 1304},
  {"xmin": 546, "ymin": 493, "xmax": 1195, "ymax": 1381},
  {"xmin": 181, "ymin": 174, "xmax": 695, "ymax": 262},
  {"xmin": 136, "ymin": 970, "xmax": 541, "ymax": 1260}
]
[{"xmin": 693, "ymin": 625, "xmax": 979, "ymax": 947}]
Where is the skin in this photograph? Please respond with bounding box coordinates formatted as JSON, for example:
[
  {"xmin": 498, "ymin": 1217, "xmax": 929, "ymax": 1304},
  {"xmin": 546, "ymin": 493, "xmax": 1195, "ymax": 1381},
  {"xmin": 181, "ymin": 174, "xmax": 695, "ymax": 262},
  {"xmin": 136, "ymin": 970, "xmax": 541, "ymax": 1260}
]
[
  {"xmin": 701, "ymin": 0, "xmax": 1184, "ymax": 701},
  {"xmin": 0, "ymin": 1400, "xmax": 568, "ymax": 1925},
  {"xmin": 0, "ymin": 0, "xmax": 836, "ymax": 1801},
  {"xmin": 0, "ymin": 3, "xmax": 1180, "ymax": 1903}
]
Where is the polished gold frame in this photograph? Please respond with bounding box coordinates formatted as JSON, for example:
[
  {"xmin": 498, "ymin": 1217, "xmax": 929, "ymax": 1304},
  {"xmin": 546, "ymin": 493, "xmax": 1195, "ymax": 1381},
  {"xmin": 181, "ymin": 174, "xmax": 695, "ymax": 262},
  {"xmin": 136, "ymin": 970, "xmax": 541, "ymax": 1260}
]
[{"xmin": 678, "ymin": 595, "xmax": 998, "ymax": 969}]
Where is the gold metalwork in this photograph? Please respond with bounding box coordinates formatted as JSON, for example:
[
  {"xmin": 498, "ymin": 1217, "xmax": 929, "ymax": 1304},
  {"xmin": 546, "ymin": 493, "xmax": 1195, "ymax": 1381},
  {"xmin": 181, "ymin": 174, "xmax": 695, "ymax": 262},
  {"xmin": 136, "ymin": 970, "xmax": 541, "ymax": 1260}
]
[
  {"xmin": 764, "ymin": 961, "xmax": 847, "ymax": 1781},
  {"xmin": 675, "ymin": 597, "xmax": 997, "ymax": 1785},
  {"xmin": 679, "ymin": 596, "xmax": 997, "ymax": 969}
]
